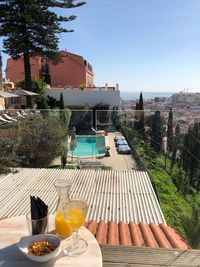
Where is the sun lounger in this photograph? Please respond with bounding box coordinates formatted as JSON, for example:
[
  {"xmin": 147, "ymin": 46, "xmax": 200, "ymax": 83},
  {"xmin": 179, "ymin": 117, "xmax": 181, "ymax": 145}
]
[
  {"xmin": 114, "ymin": 135, "xmax": 126, "ymax": 142},
  {"xmin": 17, "ymin": 111, "xmax": 26, "ymax": 118},
  {"xmin": 91, "ymin": 127, "xmax": 105, "ymax": 135},
  {"xmin": 116, "ymin": 139, "xmax": 128, "ymax": 146},
  {"xmin": 77, "ymin": 157, "xmax": 103, "ymax": 168},
  {"xmin": 3, "ymin": 114, "xmax": 17, "ymax": 122},
  {"xmin": 0, "ymin": 116, "xmax": 13, "ymax": 123},
  {"xmin": 21, "ymin": 110, "xmax": 27, "ymax": 116},
  {"xmin": 118, "ymin": 145, "xmax": 131, "ymax": 154}
]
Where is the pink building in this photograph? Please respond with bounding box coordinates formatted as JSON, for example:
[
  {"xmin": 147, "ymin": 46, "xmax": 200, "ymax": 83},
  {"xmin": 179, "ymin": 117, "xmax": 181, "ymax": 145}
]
[{"xmin": 6, "ymin": 51, "xmax": 94, "ymax": 88}]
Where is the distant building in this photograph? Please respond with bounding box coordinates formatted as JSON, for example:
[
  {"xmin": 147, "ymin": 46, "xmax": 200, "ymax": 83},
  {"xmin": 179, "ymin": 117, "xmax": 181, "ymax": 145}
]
[
  {"xmin": 6, "ymin": 51, "xmax": 94, "ymax": 88},
  {"xmin": 45, "ymin": 84, "xmax": 120, "ymax": 108}
]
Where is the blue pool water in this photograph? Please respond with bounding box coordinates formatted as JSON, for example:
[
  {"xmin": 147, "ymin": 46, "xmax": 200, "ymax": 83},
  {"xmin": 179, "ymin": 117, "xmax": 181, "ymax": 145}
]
[{"xmin": 68, "ymin": 135, "xmax": 106, "ymax": 157}]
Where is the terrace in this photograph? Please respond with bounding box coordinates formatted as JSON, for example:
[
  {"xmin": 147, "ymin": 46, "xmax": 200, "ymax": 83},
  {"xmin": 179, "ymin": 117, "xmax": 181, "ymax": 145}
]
[
  {"xmin": 0, "ymin": 168, "xmax": 199, "ymax": 266},
  {"xmin": 0, "ymin": 108, "xmax": 200, "ymax": 266}
]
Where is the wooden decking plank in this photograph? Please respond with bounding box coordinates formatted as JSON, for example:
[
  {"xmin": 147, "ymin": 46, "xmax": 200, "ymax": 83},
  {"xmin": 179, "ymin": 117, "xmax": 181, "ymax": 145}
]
[{"xmin": 101, "ymin": 246, "xmax": 200, "ymax": 267}]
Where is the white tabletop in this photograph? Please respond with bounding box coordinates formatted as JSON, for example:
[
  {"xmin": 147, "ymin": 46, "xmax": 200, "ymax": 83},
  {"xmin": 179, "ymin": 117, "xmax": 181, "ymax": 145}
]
[{"xmin": 0, "ymin": 216, "xmax": 102, "ymax": 267}]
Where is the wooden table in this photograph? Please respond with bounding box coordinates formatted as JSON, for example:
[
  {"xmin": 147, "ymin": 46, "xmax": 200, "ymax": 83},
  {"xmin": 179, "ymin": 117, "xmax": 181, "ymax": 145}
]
[{"xmin": 0, "ymin": 216, "xmax": 102, "ymax": 267}]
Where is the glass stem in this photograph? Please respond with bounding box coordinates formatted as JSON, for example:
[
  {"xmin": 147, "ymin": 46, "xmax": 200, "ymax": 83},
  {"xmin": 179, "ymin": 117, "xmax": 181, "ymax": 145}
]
[{"xmin": 72, "ymin": 230, "xmax": 79, "ymax": 249}]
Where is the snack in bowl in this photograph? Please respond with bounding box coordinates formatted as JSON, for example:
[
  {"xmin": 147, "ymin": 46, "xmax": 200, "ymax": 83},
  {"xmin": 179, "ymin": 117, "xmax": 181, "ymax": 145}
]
[
  {"xmin": 17, "ymin": 234, "xmax": 61, "ymax": 262},
  {"xmin": 28, "ymin": 240, "xmax": 56, "ymax": 256}
]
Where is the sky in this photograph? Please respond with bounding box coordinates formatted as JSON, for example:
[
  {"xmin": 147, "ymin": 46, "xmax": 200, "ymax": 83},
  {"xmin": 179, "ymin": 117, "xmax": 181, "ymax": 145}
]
[{"xmin": 1, "ymin": 0, "xmax": 200, "ymax": 93}]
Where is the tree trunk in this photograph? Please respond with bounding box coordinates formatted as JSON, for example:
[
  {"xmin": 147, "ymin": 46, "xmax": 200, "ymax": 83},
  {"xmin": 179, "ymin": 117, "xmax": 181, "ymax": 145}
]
[{"xmin": 23, "ymin": 50, "xmax": 32, "ymax": 91}]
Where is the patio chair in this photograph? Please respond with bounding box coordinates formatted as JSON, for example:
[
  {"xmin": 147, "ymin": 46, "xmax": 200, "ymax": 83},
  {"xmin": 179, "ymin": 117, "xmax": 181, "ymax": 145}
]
[
  {"xmin": 77, "ymin": 157, "xmax": 103, "ymax": 167},
  {"xmin": 3, "ymin": 114, "xmax": 17, "ymax": 122}
]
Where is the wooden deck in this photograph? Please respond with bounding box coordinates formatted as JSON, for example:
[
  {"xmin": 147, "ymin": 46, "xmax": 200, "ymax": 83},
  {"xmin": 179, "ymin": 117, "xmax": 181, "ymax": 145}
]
[{"xmin": 101, "ymin": 246, "xmax": 200, "ymax": 267}]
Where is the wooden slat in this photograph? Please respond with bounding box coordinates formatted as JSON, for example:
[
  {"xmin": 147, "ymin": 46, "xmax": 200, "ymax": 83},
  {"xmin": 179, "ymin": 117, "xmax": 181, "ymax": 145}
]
[{"xmin": 101, "ymin": 246, "xmax": 200, "ymax": 267}]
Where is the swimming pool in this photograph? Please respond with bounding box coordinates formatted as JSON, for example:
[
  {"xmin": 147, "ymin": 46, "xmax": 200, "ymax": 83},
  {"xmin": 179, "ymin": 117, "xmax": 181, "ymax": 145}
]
[{"xmin": 68, "ymin": 135, "xmax": 106, "ymax": 158}]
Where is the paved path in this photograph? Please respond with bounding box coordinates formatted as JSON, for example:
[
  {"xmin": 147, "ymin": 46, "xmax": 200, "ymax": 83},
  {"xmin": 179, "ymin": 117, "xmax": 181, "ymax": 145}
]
[
  {"xmin": 52, "ymin": 132, "xmax": 138, "ymax": 171},
  {"xmin": 97, "ymin": 132, "xmax": 138, "ymax": 171}
]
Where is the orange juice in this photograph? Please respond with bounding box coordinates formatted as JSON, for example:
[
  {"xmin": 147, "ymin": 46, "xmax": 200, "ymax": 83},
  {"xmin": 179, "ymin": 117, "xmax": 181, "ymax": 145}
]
[
  {"xmin": 67, "ymin": 208, "xmax": 85, "ymax": 229},
  {"xmin": 55, "ymin": 211, "xmax": 72, "ymax": 237}
]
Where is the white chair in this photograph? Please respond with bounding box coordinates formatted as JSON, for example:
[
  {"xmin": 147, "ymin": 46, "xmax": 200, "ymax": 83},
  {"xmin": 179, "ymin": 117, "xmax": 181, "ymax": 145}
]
[
  {"xmin": 17, "ymin": 111, "xmax": 26, "ymax": 118},
  {"xmin": 3, "ymin": 114, "xmax": 17, "ymax": 122},
  {"xmin": 0, "ymin": 116, "xmax": 13, "ymax": 123},
  {"xmin": 21, "ymin": 110, "xmax": 28, "ymax": 116}
]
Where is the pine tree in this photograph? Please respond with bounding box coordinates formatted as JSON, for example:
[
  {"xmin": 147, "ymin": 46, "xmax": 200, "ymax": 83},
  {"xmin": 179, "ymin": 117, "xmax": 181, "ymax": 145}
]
[
  {"xmin": 134, "ymin": 92, "xmax": 144, "ymax": 133},
  {"xmin": 59, "ymin": 93, "xmax": 65, "ymax": 110},
  {"xmin": 134, "ymin": 102, "xmax": 139, "ymax": 130},
  {"xmin": 151, "ymin": 110, "xmax": 162, "ymax": 153},
  {"xmin": 170, "ymin": 123, "xmax": 180, "ymax": 173},
  {"xmin": 181, "ymin": 122, "xmax": 200, "ymax": 186},
  {"xmin": 0, "ymin": 0, "xmax": 85, "ymax": 91},
  {"xmin": 181, "ymin": 127, "xmax": 192, "ymax": 179},
  {"xmin": 59, "ymin": 92, "xmax": 67, "ymax": 124},
  {"xmin": 182, "ymin": 205, "xmax": 200, "ymax": 248},
  {"xmin": 138, "ymin": 92, "xmax": 144, "ymax": 110},
  {"xmin": 137, "ymin": 92, "xmax": 144, "ymax": 134},
  {"xmin": 167, "ymin": 107, "xmax": 174, "ymax": 153},
  {"xmin": 38, "ymin": 96, "xmax": 49, "ymax": 117}
]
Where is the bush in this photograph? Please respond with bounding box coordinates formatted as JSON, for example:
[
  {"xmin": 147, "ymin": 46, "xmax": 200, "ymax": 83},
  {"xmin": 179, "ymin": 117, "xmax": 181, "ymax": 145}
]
[{"xmin": 17, "ymin": 113, "xmax": 68, "ymax": 168}]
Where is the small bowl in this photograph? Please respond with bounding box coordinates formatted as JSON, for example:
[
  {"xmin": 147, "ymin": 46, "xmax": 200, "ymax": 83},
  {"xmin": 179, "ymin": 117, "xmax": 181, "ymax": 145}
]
[{"xmin": 17, "ymin": 234, "xmax": 61, "ymax": 262}]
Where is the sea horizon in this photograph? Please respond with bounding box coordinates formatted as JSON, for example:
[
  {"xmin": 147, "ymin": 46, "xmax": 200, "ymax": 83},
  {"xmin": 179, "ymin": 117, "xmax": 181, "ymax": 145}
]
[{"xmin": 121, "ymin": 91, "xmax": 179, "ymax": 100}]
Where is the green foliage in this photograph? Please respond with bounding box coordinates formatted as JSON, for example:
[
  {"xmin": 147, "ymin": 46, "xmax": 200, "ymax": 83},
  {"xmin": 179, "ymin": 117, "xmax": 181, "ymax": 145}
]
[
  {"xmin": 3, "ymin": 84, "xmax": 9, "ymax": 92},
  {"xmin": 181, "ymin": 122, "xmax": 200, "ymax": 186},
  {"xmin": 138, "ymin": 92, "xmax": 144, "ymax": 110},
  {"xmin": 16, "ymin": 78, "xmax": 47, "ymax": 95},
  {"xmin": 123, "ymin": 127, "xmax": 200, "ymax": 245},
  {"xmin": 61, "ymin": 155, "xmax": 67, "ymax": 169},
  {"xmin": 59, "ymin": 93, "xmax": 71, "ymax": 127},
  {"xmin": 37, "ymin": 96, "xmax": 49, "ymax": 117},
  {"xmin": 79, "ymin": 83, "xmax": 86, "ymax": 90},
  {"xmin": 111, "ymin": 106, "xmax": 120, "ymax": 130},
  {"xmin": 17, "ymin": 113, "xmax": 68, "ymax": 168},
  {"xmin": 134, "ymin": 92, "xmax": 144, "ymax": 134},
  {"xmin": 47, "ymin": 95, "xmax": 58, "ymax": 109},
  {"xmin": 0, "ymin": 111, "xmax": 71, "ymax": 169},
  {"xmin": 0, "ymin": 0, "xmax": 86, "ymax": 91},
  {"xmin": 48, "ymin": 164, "xmax": 75, "ymax": 169},
  {"xmin": 66, "ymin": 104, "xmax": 91, "ymax": 110},
  {"xmin": 59, "ymin": 93, "xmax": 65, "ymax": 110},
  {"xmin": 167, "ymin": 108, "xmax": 174, "ymax": 152},
  {"xmin": 181, "ymin": 205, "xmax": 200, "ymax": 248},
  {"xmin": 0, "ymin": 138, "xmax": 19, "ymax": 174},
  {"xmin": 151, "ymin": 110, "xmax": 162, "ymax": 153},
  {"xmin": 93, "ymin": 103, "xmax": 110, "ymax": 128}
]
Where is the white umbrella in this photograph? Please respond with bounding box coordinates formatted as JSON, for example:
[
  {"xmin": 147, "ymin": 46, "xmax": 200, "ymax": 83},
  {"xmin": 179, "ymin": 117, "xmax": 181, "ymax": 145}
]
[{"xmin": 70, "ymin": 127, "xmax": 77, "ymax": 161}]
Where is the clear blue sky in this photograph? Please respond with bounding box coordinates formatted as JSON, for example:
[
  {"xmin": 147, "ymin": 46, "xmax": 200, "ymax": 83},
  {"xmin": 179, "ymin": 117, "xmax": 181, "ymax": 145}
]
[{"xmin": 1, "ymin": 0, "xmax": 200, "ymax": 92}]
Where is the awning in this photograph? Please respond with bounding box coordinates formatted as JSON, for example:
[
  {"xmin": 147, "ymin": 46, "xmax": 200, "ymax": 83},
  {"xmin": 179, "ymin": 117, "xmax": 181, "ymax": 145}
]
[
  {"xmin": 14, "ymin": 89, "xmax": 39, "ymax": 96},
  {"xmin": 0, "ymin": 91, "xmax": 19, "ymax": 98}
]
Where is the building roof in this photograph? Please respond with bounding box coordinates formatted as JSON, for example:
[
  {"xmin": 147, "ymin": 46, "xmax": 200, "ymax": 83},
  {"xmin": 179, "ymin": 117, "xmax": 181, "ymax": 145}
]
[
  {"xmin": 0, "ymin": 91, "xmax": 19, "ymax": 98},
  {"xmin": 0, "ymin": 168, "xmax": 165, "ymax": 225},
  {"xmin": 86, "ymin": 220, "xmax": 189, "ymax": 249},
  {"xmin": 0, "ymin": 168, "xmax": 189, "ymax": 250}
]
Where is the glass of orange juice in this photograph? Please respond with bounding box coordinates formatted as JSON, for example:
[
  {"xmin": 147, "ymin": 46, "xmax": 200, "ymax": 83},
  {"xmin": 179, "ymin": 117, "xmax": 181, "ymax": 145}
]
[
  {"xmin": 63, "ymin": 199, "xmax": 88, "ymax": 256},
  {"xmin": 55, "ymin": 211, "xmax": 72, "ymax": 237}
]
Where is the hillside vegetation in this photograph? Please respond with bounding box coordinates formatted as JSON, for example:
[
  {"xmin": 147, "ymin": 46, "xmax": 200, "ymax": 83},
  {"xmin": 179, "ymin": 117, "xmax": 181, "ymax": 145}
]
[{"xmin": 124, "ymin": 128, "xmax": 200, "ymax": 248}]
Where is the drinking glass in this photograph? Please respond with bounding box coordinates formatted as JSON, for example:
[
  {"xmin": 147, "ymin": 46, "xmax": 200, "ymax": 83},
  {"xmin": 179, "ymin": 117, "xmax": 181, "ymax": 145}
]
[
  {"xmin": 63, "ymin": 199, "xmax": 88, "ymax": 256},
  {"xmin": 26, "ymin": 213, "xmax": 49, "ymax": 235}
]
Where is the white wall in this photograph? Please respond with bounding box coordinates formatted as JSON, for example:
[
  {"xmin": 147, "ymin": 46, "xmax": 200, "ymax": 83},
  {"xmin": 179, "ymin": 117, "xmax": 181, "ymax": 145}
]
[{"xmin": 45, "ymin": 89, "xmax": 120, "ymax": 107}]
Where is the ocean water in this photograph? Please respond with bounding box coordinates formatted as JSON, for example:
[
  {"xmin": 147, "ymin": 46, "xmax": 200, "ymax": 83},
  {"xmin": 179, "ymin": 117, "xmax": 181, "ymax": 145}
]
[{"xmin": 121, "ymin": 91, "xmax": 177, "ymax": 100}]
